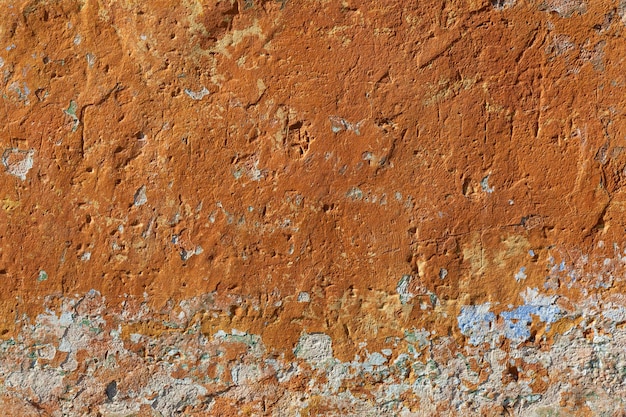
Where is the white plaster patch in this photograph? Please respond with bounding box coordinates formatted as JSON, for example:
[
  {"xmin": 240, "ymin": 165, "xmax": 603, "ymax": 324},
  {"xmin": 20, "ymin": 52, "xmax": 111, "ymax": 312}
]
[
  {"xmin": 5, "ymin": 369, "xmax": 65, "ymax": 403},
  {"xmin": 294, "ymin": 333, "xmax": 333, "ymax": 365},
  {"xmin": 37, "ymin": 344, "xmax": 56, "ymax": 360},
  {"xmin": 134, "ymin": 185, "xmax": 147, "ymax": 206},
  {"xmin": 397, "ymin": 275, "xmax": 414, "ymax": 304},
  {"xmin": 602, "ymin": 303, "xmax": 626, "ymax": 323},
  {"xmin": 480, "ymin": 175, "xmax": 494, "ymax": 193},
  {"xmin": 365, "ymin": 352, "xmax": 387, "ymax": 368},
  {"xmin": 515, "ymin": 266, "xmax": 527, "ymax": 282},
  {"xmin": 184, "ymin": 86, "xmax": 210, "ymax": 100},
  {"xmin": 59, "ymin": 312, "xmax": 73, "ymax": 327},
  {"xmin": 231, "ymin": 363, "xmax": 262, "ymax": 385},
  {"xmin": 2, "ymin": 148, "xmax": 35, "ymax": 180}
]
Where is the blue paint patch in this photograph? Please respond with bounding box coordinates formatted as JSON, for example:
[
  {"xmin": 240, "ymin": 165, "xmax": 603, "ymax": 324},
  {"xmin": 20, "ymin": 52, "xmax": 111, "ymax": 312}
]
[
  {"xmin": 521, "ymin": 288, "xmax": 561, "ymax": 323},
  {"xmin": 501, "ymin": 288, "xmax": 562, "ymax": 342},
  {"xmin": 458, "ymin": 288, "xmax": 562, "ymax": 345},
  {"xmin": 457, "ymin": 304, "xmax": 495, "ymax": 345},
  {"xmin": 501, "ymin": 301, "xmax": 561, "ymax": 342},
  {"xmin": 501, "ymin": 305, "xmax": 536, "ymax": 341}
]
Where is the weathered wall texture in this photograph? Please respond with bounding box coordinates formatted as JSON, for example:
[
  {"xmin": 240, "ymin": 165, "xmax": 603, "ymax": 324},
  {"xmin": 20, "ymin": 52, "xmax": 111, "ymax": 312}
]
[{"xmin": 1, "ymin": 0, "xmax": 626, "ymax": 415}]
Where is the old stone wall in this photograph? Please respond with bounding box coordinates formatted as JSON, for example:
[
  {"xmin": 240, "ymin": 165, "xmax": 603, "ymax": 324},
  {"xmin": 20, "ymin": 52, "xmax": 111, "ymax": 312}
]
[{"xmin": 1, "ymin": 0, "xmax": 626, "ymax": 415}]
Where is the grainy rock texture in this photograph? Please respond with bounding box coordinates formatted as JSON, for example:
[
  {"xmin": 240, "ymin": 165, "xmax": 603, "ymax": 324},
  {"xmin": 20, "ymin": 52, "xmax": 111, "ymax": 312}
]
[{"xmin": 1, "ymin": 0, "xmax": 626, "ymax": 415}]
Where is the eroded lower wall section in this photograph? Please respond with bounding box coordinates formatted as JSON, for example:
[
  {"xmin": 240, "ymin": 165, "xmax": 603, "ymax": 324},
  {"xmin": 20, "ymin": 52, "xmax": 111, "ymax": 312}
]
[{"xmin": 3, "ymin": 249, "xmax": 626, "ymax": 417}]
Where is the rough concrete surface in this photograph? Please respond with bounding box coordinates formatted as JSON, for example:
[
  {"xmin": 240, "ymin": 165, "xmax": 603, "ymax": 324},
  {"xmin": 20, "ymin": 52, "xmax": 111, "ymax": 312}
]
[{"xmin": 1, "ymin": 0, "xmax": 626, "ymax": 415}]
